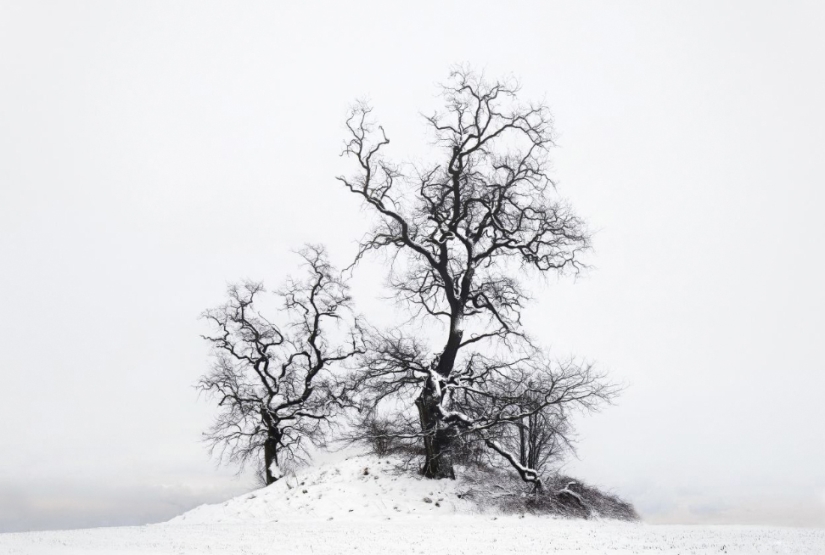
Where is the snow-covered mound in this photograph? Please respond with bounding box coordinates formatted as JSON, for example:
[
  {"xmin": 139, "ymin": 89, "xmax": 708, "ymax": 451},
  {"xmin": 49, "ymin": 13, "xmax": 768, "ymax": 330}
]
[
  {"xmin": 4, "ymin": 456, "xmax": 824, "ymax": 554},
  {"xmin": 172, "ymin": 453, "xmax": 638, "ymax": 525},
  {"xmin": 170, "ymin": 454, "xmax": 483, "ymax": 524}
]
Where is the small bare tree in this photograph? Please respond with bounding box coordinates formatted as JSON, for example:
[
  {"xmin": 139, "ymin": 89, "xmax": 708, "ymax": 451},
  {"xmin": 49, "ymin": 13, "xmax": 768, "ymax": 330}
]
[
  {"xmin": 338, "ymin": 67, "xmax": 604, "ymax": 480},
  {"xmin": 199, "ymin": 245, "xmax": 363, "ymax": 484},
  {"xmin": 477, "ymin": 370, "xmax": 577, "ymax": 480},
  {"xmin": 514, "ymin": 404, "xmax": 571, "ymax": 475},
  {"xmin": 463, "ymin": 355, "xmax": 611, "ymax": 492}
]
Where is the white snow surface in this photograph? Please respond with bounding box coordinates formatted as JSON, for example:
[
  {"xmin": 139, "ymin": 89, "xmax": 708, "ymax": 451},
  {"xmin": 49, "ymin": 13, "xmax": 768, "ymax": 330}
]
[
  {"xmin": 1, "ymin": 455, "xmax": 823, "ymax": 554},
  {"xmin": 171, "ymin": 454, "xmax": 482, "ymax": 523}
]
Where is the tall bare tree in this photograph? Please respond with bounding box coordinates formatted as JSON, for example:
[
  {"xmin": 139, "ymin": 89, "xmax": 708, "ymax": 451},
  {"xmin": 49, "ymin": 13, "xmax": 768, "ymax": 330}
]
[
  {"xmin": 338, "ymin": 68, "xmax": 603, "ymax": 480},
  {"xmin": 199, "ymin": 245, "xmax": 363, "ymax": 484}
]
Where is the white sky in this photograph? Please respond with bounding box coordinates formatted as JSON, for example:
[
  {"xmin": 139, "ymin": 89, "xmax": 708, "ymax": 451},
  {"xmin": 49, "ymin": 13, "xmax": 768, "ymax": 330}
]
[{"xmin": 1, "ymin": 0, "xmax": 823, "ymax": 532}]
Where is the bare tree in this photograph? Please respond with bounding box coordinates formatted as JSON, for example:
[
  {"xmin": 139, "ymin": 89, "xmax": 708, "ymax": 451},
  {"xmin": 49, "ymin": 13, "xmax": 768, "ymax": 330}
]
[
  {"xmin": 198, "ymin": 245, "xmax": 363, "ymax": 485},
  {"xmin": 338, "ymin": 67, "xmax": 601, "ymax": 479},
  {"xmin": 475, "ymin": 367, "xmax": 578, "ymax": 480},
  {"xmin": 515, "ymin": 404, "xmax": 571, "ymax": 475},
  {"xmin": 464, "ymin": 355, "xmax": 612, "ymax": 492}
]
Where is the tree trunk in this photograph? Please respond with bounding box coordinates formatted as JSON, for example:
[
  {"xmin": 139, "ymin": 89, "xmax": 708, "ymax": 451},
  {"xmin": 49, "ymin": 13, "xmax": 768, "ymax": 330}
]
[
  {"xmin": 417, "ymin": 312, "xmax": 463, "ymax": 479},
  {"xmin": 416, "ymin": 387, "xmax": 456, "ymax": 479},
  {"xmin": 263, "ymin": 432, "xmax": 280, "ymax": 485},
  {"xmin": 434, "ymin": 316, "xmax": 463, "ymax": 377},
  {"xmin": 527, "ymin": 414, "xmax": 536, "ymax": 470},
  {"xmin": 519, "ymin": 418, "xmax": 528, "ymax": 467}
]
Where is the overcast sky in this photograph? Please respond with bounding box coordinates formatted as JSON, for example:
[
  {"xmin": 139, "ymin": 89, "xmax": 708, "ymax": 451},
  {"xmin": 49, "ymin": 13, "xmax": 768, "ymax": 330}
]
[{"xmin": 1, "ymin": 0, "xmax": 824, "ymax": 533}]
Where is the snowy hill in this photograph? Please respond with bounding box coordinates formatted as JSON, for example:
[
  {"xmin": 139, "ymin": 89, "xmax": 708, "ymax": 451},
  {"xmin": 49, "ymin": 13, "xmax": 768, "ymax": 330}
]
[
  {"xmin": 170, "ymin": 453, "xmax": 635, "ymax": 524},
  {"xmin": 1, "ymin": 455, "xmax": 823, "ymax": 554},
  {"xmin": 171, "ymin": 454, "xmax": 480, "ymax": 524}
]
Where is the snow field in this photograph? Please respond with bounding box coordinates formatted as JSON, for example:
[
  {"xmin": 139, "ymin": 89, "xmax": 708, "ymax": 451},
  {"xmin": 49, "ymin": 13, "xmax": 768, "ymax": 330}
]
[{"xmin": 1, "ymin": 517, "xmax": 823, "ymax": 555}]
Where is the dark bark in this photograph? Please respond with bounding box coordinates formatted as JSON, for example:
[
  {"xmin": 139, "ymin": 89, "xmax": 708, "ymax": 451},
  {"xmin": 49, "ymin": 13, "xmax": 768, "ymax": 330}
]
[
  {"xmin": 416, "ymin": 386, "xmax": 456, "ymax": 479},
  {"xmin": 434, "ymin": 317, "xmax": 463, "ymax": 377},
  {"xmin": 420, "ymin": 317, "xmax": 463, "ymax": 478},
  {"xmin": 263, "ymin": 431, "xmax": 280, "ymax": 485}
]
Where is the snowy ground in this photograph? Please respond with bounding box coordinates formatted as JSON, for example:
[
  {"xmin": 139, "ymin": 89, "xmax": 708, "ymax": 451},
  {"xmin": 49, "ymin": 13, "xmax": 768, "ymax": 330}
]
[
  {"xmin": 1, "ymin": 455, "xmax": 822, "ymax": 554},
  {"xmin": 2, "ymin": 517, "xmax": 823, "ymax": 555}
]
